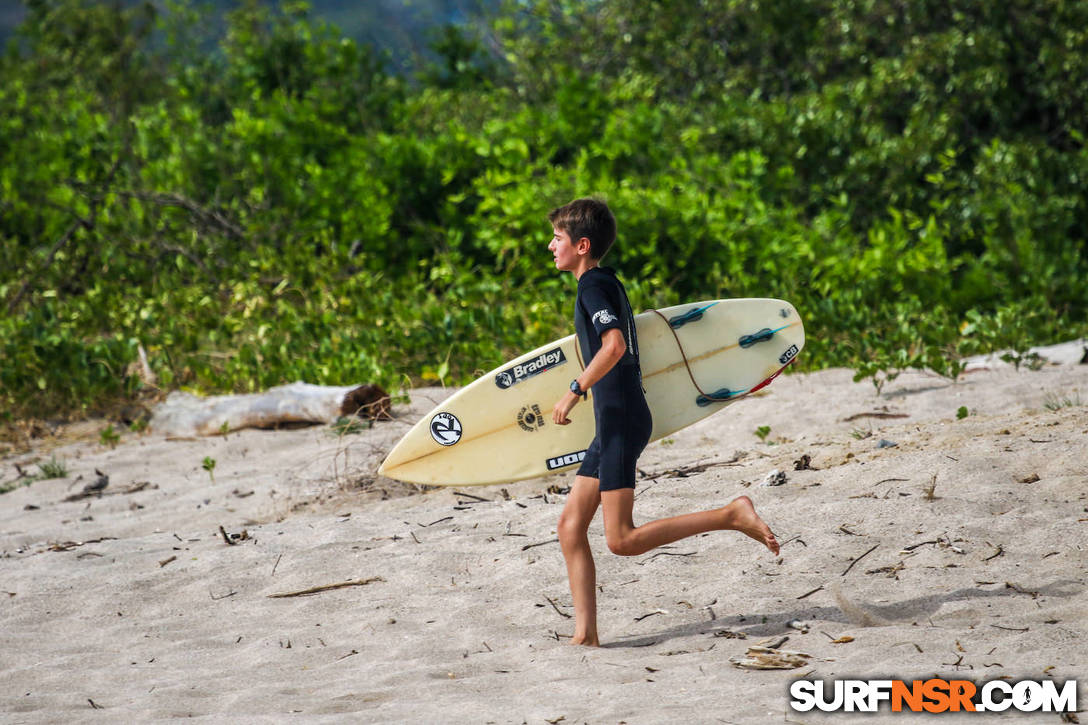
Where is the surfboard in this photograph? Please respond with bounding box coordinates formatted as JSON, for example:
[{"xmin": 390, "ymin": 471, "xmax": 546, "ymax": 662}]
[{"xmin": 379, "ymin": 298, "xmax": 804, "ymax": 486}]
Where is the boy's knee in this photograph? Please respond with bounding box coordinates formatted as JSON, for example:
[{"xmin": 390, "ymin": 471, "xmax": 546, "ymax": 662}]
[
  {"xmin": 605, "ymin": 533, "xmax": 638, "ymax": 557},
  {"xmin": 558, "ymin": 513, "xmax": 587, "ymax": 545}
]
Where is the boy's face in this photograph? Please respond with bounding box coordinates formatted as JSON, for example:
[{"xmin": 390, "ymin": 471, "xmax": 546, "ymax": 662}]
[{"xmin": 549, "ymin": 225, "xmax": 589, "ymax": 272}]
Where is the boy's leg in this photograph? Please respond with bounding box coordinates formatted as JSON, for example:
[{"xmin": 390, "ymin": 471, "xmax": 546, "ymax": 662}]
[
  {"xmin": 600, "ymin": 490, "xmax": 779, "ymax": 557},
  {"xmin": 557, "ymin": 474, "xmax": 602, "ymax": 646}
]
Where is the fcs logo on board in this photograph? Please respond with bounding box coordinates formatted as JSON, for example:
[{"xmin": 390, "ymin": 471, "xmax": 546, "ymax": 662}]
[
  {"xmin": 429, "ymin": 412, "xmax": 463, "ymax": 446},
  {"xmin": 495, "ymin": 347, "xmax": 567, "ymax": 390},
  {"xmin": 789, "ymin": 678, "xmax": 1077, "ymax": 714},
  {"xmin": 546, "ymin": 449, "xmax": 587, "ymax": 471}
]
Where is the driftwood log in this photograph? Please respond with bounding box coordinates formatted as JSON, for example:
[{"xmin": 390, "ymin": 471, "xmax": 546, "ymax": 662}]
[
  {"xmin": 150, "ymin": 382, "xmax": 393, "ymax": 437},
  {"xmin": 339, "ymin": 383, "xmax": 392, "ymax": 421}
]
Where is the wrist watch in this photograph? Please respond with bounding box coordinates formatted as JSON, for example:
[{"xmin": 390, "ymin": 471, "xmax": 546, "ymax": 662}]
[{"xmin": 569, "ymin": 379, "xmax": 587, "ymax": 399}]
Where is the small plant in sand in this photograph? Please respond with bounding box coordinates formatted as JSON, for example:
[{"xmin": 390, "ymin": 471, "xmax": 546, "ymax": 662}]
[
  {"xmin": 754, "ymin": 425, "xmax": 771, "ymax": 442},
  {"xmin": 219, "ymin": 421, "xmax": 231, "ymax": 436},
  {"xmin": 99, "ymin": 424, "xmax": 120, "ymax": 449},
  {"xmin": 922, "ymin": 473, "xmax": 939, "ymax": 501},
  {"xmin": 956, "ymin": 406, "xmax": 969, "ymax": 419},
  {"xmin": 129, "ymin": 418, "xmax": 148, "ymax": 433},
  {"xmin": 37, "ymin": 456, "xmax": 67, "ymax": 479},
  {"xmin": 202, "ymin": 456, "xmax": 217, "ymax": 484},
  {"xmin": 1043, "ymin": 392, "xmax": 1082, "ymax": 411},
  {"xmin": 0, "ymin": 479, "xmax": 27, "ymax": 494},
  {"xmin": 1001, "ymin": 350, "xmax": 1044, "ymax": 371},
  {"xmin": 331, "ymin": 416, "xmax": 372, "ymax": 436}
]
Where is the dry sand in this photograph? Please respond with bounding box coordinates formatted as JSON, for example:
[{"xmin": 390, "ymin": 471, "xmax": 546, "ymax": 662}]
[{"xmin": 2, "ymin": 360, "xmax": 1086, "ymax": 723}]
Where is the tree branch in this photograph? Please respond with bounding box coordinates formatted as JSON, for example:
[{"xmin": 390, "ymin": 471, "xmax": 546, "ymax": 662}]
[{"xmin": 6, "ymin": 156, "xmax": 123, "ymax": 313}]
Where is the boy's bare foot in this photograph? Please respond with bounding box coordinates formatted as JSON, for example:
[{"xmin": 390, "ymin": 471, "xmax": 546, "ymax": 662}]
[
  {"xmin": 723, "ymin": 495, "xmax": 780, "ymax": 555},
  {"xmin": 569, "ymin": 634, "xmax": 600, "ymax": 647}
]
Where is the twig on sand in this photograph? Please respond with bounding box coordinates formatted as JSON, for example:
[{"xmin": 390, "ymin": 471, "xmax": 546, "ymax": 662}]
[
  {"xmin": 983, "ymin": 544, "xmax": 1004, "ymax": 561},
  {"xmin": 522, "ymin": 538, "xmax": 559, "ymax": 551},
  {"xmin": 841, "ymin": 544, "xmax": 879, "ymax": 577},
  {"xmin": 634, "ymin": 610, "xmax": 666, "ymax": 622},
  {"xmin": 923, "ymin": 474, "xmax": 939, "ymax": 501},
  {"xmin": 796, "ymin": 585, "xmax": 824, "ymax": 600},
  {"xmin": 48, "ymin": 538, "xmax": 117, "ymax": 552},
  {"xmin": 271, "ymin": 553, "xmax": 283, "ymax": 576},
  {"xmin": 637, "ymin": 551, "xmax": 696, "ymax": 565},
  {"xmin": 158, "ymin": 555, "xmax": 177, "ymax": 568},
  {"xmin": 88, "ymin": 698, "xmax": 103, "ymax": 710},
  {"xmin": 64, "ymin": 480, "xmax": 151, "ymax": 503},
  {"xmin": 642, "ymin": 458, "xmax": 742, "ymax": 481},
  {"xmin": 843, "ymin": 412, "xmax": 909, "ymax": 422},
  {"xmin": 452, "ymin": 491, "xmax": 490, "ymax": 503},
  {"xmin": 1004, "ymin": 582, "xmax": 1039, "ymax": 599},
  {"xmin": 268, "ymin": 577, "xmax": 385, "ymax": 598},
  {"xmin": 544, "ymin": 595, "xmax": 572, "ymax": 619}
]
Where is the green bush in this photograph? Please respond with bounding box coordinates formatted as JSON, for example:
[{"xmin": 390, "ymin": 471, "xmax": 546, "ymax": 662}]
[{"xmin": 1, "ymin": 0, "xmax": 1086, "ymax": 420}]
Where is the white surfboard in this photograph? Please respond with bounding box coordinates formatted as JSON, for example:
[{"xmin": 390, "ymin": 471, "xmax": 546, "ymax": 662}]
[{"xmin": 379, "ymin": 298, "xmax": 804, "ymax": 486}]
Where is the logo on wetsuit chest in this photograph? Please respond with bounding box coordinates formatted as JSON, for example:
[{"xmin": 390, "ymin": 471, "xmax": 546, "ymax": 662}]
[
  {"xmin": 517, "ymin": 404, "xmax": 545, "ymax": 432},
  {"xmin": 494, "ymin": 347, "xmax": 567, "ymax": 389},
  {"xmin": 546, "ymin": 449, "xmax": 587, "ymax": 470},
  {"xmin": 592, "ymin": 309, "xmax": 617, "ymax": 325}
]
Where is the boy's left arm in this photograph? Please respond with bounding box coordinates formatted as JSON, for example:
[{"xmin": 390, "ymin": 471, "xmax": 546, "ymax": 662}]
[{"xmin": 552, "ymin": 328, "xmax": 625, "ymax": 425}]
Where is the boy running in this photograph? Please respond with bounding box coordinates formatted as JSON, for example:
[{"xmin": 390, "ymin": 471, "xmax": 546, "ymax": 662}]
[{"xmin": 547, "ymin": 198, "xmax": 779, "ymax": 647}]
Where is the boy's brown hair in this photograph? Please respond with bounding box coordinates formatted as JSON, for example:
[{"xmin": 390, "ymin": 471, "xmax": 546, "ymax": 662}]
[{"xmin": 548, "ymin": 198, "xmax": 617, "ymax": 260}]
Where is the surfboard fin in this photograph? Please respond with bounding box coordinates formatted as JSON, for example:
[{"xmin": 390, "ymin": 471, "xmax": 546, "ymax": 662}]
[
  {"xmin": 668, "ymin": 301, "xmax": 719, "ymax": 329},
  {"xmin": 696, "ymin": 388, "xmax": 739, "ymax": 406}
]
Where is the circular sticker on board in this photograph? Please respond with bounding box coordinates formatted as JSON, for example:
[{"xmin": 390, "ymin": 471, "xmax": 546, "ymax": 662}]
[{"xmin": 430, "ymin": 412, "xmax": 463, "ymax": 446}]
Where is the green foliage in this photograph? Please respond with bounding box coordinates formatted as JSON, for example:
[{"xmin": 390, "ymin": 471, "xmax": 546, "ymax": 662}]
[
  {"xmin": 331, "ymin": 416, "xmax": 372, "ymax": 435},
  {"xmin": 0, "ymin": 478, "xmax": 30, "ymax": 495},
  {"xmin": 99, "ymin": 425, "xmax": 120, "ymax": 448},
  {"xmin": 202, "ymin": 455, "xmax": 216, "ymax": 483},
  {"xmin": 38, "ymin": 455, "xmax": 68, "ymax": 479},
  {"xmin": 956, "ymin": 406, "xmax": 969, "ymax": 420},
  {"xmin": 754, "ymin": 425, "xmax": 771, "ymax": 442},
  {"xmin": 1, "ymin": 0, "xmax": 1087, "ymax": 420},
  {"xmin": 1043, "ymin": 392, "xmax": 1083, "ymax": 412}
]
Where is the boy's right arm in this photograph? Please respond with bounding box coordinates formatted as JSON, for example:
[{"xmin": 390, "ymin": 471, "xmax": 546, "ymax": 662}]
[{"xmin": 552, "ymin": 328, "xmax": 626, "ymax": 425}]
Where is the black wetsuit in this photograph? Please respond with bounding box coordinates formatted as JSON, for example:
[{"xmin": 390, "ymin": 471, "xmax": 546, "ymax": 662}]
[{"xmin": 573, "ymin": 267, "xmax": 653, "ymax": 491}]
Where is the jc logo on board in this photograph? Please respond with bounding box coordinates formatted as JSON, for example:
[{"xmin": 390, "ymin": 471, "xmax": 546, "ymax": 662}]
[{"xmin": 430, "ymin": 412, "xmax": 463, "ymax": 446}]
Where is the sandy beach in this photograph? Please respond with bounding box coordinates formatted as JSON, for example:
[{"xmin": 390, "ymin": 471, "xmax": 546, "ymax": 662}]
[{"xmin": 2, "ymin": 358, "xmax": 1085, "ymax": 723}]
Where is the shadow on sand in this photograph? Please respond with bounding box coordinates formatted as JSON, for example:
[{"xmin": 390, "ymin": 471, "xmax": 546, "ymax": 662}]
[{"xmin": 604, "ymin": 578, "xmax": 1083, "ymax": 649}]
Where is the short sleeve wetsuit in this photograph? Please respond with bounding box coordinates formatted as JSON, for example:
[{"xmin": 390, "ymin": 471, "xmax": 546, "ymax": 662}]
[{"xmin": 573, "ymin": 267, "xmax": 653, "ymax": 491}]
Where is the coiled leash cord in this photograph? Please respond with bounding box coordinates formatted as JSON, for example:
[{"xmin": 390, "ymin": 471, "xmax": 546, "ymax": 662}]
[{"xmin": 649, "ymin": 309, "xmax": 736, "ymax": 404}]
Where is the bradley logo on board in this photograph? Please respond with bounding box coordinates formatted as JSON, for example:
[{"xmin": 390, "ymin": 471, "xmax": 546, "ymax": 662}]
[{"xmin": 495, "ymin": 347, "xmax": 567, "ymax": 389}]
